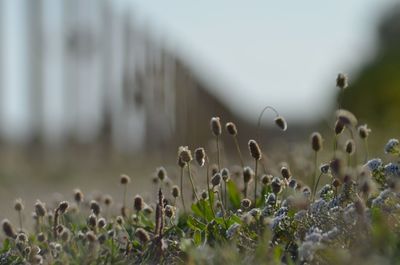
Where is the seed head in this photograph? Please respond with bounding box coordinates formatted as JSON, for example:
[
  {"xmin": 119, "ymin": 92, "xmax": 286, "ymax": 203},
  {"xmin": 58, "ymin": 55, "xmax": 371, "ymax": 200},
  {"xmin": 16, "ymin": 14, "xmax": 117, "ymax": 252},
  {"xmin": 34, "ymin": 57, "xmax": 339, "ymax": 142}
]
[
  {"xmin": 332, "ymin": 178, "xmax": 341, "ymax": 188},
  {"xmin": 210, "ymin": 117, "xmax": 222, "ymax": 136},
  {"xmin": 334, "ymin": 120, "xmax": 345, "ymax": 135},
  {"xmin": 177, "ymin": 157, "xmax": 186, "ymax": 168},
  {"xmin": 37, "ymin": 233, "xmax": 46, "ymax": 242},
  {"xmin": 61, "ymin": 229, "xmax": 70, "ymax": 242},
  {"xmin": 358, "ymin": 124, "xmax": 371, "ymax": 139},
  {"xmin": 345, "ymin": 139, "xmax": 355, "ymax": 155},
  {"xmin": 58, "ymin": 201, "xmax": 69, "ymax": 214},
  {"xmin": 211, "ymin": 173, "xmax": 222, "ymax": 187},
  {"xmin": 311, "ymin": 132, "xmax": 323, "ymax": 152},
  {"xmin": 165, "ymin": 205, "xmax": 175, "ymax": 218},
  {"xmin": 178, "ymin": 146, "xmax": 192, "ymax": 163},
  {"xmin": 241, "ymin": 198, "xmax": 252, "ymax": 209},
  {"xmin": 280, "ymin": 166, "xmax": 291, "ymax": 179},
  {"xmin": 211, "ymin": 164, "xmax": 219, "ymax": 176},
  {"xmin": 135, "ymin": 228, "xmax": 150, "ymax": 243},
  {"xmin": 248, "ymin": 139, "xmax": 262, "ymax": 160},
  {"xmin": 16, "ymin": 232, "xmax": 28, "ymax": 242},
  {"xmin": 2, "ymin": 219, "xmax": 16, "ymax": 238},
  {"xmin": 194, "ymin": 148, "xmax": 206, "ymax": 167},
  {"xmin": 261, "ymin": 174, "xmax": 272, "ymax": 185},
  {"xmin": 243, "ymin": 167, "xmax": 254, "ymax": 184},
  {"xmin": 288, "ymin": 179, "xmax": 297, "ymax": 189},
  {"xmin": 274, "ymin": 116, "xmax": 287, "ymax": 131},
  {"xmin": 225, "ymin": 122, "xmax": 238, "ymax": 136},
  {"xmin": 201, "ymin": 190, "xmax": 208, "ymax": 200},
  {"xmin": 120, "ymin": 174, "xmax": 131, "ymax": 185},
  {"xmin": 32, "ymin": 255, "xmax": 43, "ymax": 265},
  {"xmin": 86, "ymin": 231, "xmax": 97, "ymax": 242},
  {"xmin": 14, "ymin": 199, "xmax": 24, "ymax": 212},
  {"xmin": 221, "ymin": 168, "xmax": 230, "ymax": 181},
  {"xmin": 330, "ymin": 158, "xmax": 343, "ymax": 178},
  {"xmin": 97, "ymin": 218, "xmax": 107, "ymax": 229},
  {"xmin": 90, "ymin": 200, "xmax": 100, "ymax": 216},
  {"xmin": 336, "ymin": 73, "xmax": 348, "ymax": 89},
  {"xmin": 73, "ymin": 189, "xmax": 84, "ymax": 204},
  {"xmin": 104, "ymin": 195, "xmax": 113, "ymax": 206},
  {"xmin": 271, "ymin": 177, "xmax": 283, "ymax": 194},
  {"xmin": 87, "ymin": 214, "xmax": 97, "ymax": 228},
  {"xmin": 116, "ymin": 216, "xmax": 124, "ymax": 226},
  {"xmin": 157, "ymin": 167, "xmax": 167, "ymax": 181},
  {"xmin": 171, "ymin": 185, "xmax": 180, "ymax": 198},
  {"xmin": 134, "ymin": 195, "xmax": 144, "ymax": 212},
  {"xmin": 35, "ymin": 200, "xmax": 46, "ymax": 217}
]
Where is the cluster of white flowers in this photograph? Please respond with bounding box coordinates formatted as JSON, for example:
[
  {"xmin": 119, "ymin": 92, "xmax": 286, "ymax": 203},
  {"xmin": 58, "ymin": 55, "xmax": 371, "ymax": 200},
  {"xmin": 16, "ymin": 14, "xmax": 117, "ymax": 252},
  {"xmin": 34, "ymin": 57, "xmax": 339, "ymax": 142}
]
[
  {"xmin": 365, "ymin": 158, "xmax": 382, "ymax": 172},
  {"xmin": 384, "ymin": 162, "xmax": 400, "ymax": 176}
]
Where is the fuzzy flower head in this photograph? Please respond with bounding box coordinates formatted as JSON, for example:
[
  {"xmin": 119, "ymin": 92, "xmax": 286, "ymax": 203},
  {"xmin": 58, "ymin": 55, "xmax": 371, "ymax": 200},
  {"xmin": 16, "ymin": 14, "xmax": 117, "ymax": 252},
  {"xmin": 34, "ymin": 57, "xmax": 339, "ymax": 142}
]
[
  {"xmin": 384, "ymin": 163, "xmax": 400, "ymax": 177},
  {"xmin": 365, "ymin": 158, "xmax": 382, "ymax": 172},
  {"xmin": 384, "ymin": 139, "xmax": 400, "ymax": 155}
]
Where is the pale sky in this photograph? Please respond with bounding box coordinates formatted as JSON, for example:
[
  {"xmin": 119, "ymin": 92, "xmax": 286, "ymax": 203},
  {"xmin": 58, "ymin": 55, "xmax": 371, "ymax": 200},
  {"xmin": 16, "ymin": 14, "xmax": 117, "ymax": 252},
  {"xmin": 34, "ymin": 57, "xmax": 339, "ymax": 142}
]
[{"xmin": 125, "ymin": 0, "xmax": 397, "ymax": 123}]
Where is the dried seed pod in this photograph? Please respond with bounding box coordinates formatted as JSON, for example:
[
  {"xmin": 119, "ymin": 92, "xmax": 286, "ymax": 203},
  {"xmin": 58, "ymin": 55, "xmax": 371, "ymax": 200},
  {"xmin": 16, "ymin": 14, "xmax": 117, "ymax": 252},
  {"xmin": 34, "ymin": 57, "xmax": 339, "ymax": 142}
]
[
  {"xmin": 90, "ymin": 200, "xmax": 100, "ymax": 216},
  {"xmin": 157, "ymin": 167, "xmax": 167, "ymax": 181},
  {"xmin": 345, "ymin": 139, "xmax": 355, "ymax": 155},
  {"xmin": 211, "ymin": 173, "xmax": 222, "ymax": 187},
  {"xmin": 135, "ymin": 228, "xmax": 150, "ymax": 243},
  {"xmin": 334, "ymin": 120, "xmax": 345, "ymax": 135},
  {"xmin": 16, "ymin": 232, "xmax": 27, "ymax": 242},
  {"xmin": 194, "ymin": 148, "xmax": 206, "ymax": 167},
  {"xmin": 274, "ymin": 116, "xmax": 288, "ymax": 131},
  {"xmin": 87, "ymin": 214, "xmax": 97, "ymax": 228},
  {"xmin": 271, "ymin": 177, "xmax": 283, "ymax": 195},
  {"xmin": 134, "ymin": 195, "xmax": 144, "ymax": 212},
  {"xmin": 336, "ymin": 109, "xmax": 357, "ymax": 127},
  {"xmin": 104, "ymin": 195, "xmax": 113, "ymax": 206},
  {"xmin": 261, "ymin": 174, "xmax": 272, "ymax": 185},
  {"xmin": 120, "ymin": 174, "xmax": 131, "ymax": 185},
  {"xmin": 177, "ymin": 157, "xmax": 186, "ymax": 168},
  {"xmin": 171, "ymin": 185, "xmax": 180, "ymax": 198},
  {"xmin": 311, "ymin": 132, "xmax": 323, "ymax": 152},
  {"xmin": 243, "ymin": 167, "xmax": 254, "ymax": 184},
  {"xmin": 248, "ymin": 139, "xmax": 262, "ymax": 160},
  {"xmin": 73, "ymin": 189, "xmax": 84, "ymax": 204},
  {"xmin": 280, "ymin": 166, "xmax": 291, "ymax": 179},
  {"xmin": 320, "ymin": 164, "xmax": 330, "ymax": 174},
  {"xmin": 178, "ymin": 146, "xmax": 192, "ymax": 163},
  {"xmin": 221, "ymin": 168, "xmax": 230, "ymax": 182},
  {"xmin": 97, "ymin": 218, "xmax": 107, "ymax": 229},
  {"xmin": 211, "ymin": 164, "xmax": 219, "ymax": 176},
  {"xmin": 35, "ymin": 200, "xmax": 47, "ymax": 217},
  {"xmin": 58, "ymin": 201, "xmax": 69, "ymax": 214},
  {"xmin": 37, "ymin": 232, "xmax": 46, "ymax": 242},
  {"xmin": 358, "ymin": 124, "xmax": 371, "ymax": 139},
  {"xmin": 210, "ymin": 117, "xmax": 222, "ymax": 136},
  {"xmin": 14, "ymin": 199, "xmax": 24, "ymax": 212},
  {"xmin": 164, "ymin": 205, "xmax": 175, "ymax": 218},
  {"xmin": 332, "ymin": 178, "xmax": 341, "ymax": 188},
  {"xmin": 86, "ymin": 231, "xmax": 97, "ymax": 242},
  {"xmin": 225, "ymin": 122, "xmax": 238, "ymax": 136},
  {"xmin": 336, "ymin": 73, "xmax": 348, "ymax": 89},
  {"xmin": 201, "ymin": 190, "xmax": 208, "ymax": 200},
  {"xmin": 241, "ymin": 198, "xmax": 252, "ymax": 209}
]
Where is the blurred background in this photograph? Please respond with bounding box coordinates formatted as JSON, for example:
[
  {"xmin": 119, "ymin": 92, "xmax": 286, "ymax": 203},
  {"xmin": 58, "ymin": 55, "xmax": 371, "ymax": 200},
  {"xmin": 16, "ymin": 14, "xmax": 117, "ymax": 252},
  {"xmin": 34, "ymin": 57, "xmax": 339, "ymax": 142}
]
[{"xmin": 0, "ymin": 0, "xmax": 399, "ymax": 219}]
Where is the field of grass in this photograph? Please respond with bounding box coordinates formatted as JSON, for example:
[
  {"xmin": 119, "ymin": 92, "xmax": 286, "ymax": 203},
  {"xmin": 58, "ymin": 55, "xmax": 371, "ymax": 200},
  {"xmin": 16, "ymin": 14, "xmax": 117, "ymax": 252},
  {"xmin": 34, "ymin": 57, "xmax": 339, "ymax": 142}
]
[{"xmin": 2, "ymin": 74, "xmax": 400, "ymax": 264}]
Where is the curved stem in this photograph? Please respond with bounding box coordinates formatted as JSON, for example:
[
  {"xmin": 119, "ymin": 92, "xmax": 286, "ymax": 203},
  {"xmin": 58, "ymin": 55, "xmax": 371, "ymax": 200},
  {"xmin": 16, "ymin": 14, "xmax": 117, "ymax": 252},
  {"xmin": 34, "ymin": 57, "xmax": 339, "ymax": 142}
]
[
  {"xmin": 18, "ymin": 211, "xmax": 22, "ymax": 232},
  {"xmin": 257, "ymin": 106, "xmax": 279, "ymax": 142},
  {"xmin": 364, "ymin": 138, "xmax": 369, "ymax": 164},
  {"xmin": 312, "ymin": 172, "xmax": 323, "ymax": 200},
  {"xmin": 180, "ymin": 167, "xmax": 187, "ymax": 213},
  {"xmin": 216, "ymin": 136, "xmax": 221, "ymax": 171},
  {"xmin": 311, "ymin": 151, "xmax": 318, "ymax": 201},
  {"xmin": 206, "ymin": 157, "xmax": 216, "ymax": 218}
]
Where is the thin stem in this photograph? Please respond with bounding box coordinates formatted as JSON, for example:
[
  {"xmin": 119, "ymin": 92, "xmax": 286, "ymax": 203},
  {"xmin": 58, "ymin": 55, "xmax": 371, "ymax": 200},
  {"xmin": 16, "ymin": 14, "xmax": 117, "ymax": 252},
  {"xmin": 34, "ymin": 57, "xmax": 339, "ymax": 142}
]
[
  {"xmin": 123, "ymin": 185, "xmax": 127, "ymax": 212},
  {"xmin": 364, "ymin": 138, "xmax": 369, "ymax": 163},
  {"xmin": 224, "ymin": 181, "xmax": 228, "ymax": 209},
  {"xmin": 216, "ymin": 136, "xmax": 221, "ymax": 171},
  {"xmin": 18, "ymin": 211, "xmax": 22, "ymax": 232},
  {"xmin": 312, "ymin": 172, "xmax": 323, "ymax": 200},
  {"xmin": 244, "ymin": 182, "xmax": 248, "ymax": 198},
  {"xmin": 311, "ymin": 151, "xmax": 318, "ymax": 201},
  {"xmin": 256, "ymin": 105, "xmax": 279, "ymax": 142},
  {"xmin": 187, "ymin": 163, "xmax": 200, "ymax": 201},
  {"xmin": 180, "ymin": 167, "xmax": 187, "ymax": 213},
  {"xmin": 233, "ymin": 136, "xmax": 244, "ymax": 168},
  {"xmin": 254, "ymin": 159, "xmax": 258, "ymax": 206},
  {"xmin": 333, "ymin": 135, "xmax": 338, "ymax": 159},
  {"xmin": 206, "ymin": 157, "xmax": 215, "ymax": 218}
]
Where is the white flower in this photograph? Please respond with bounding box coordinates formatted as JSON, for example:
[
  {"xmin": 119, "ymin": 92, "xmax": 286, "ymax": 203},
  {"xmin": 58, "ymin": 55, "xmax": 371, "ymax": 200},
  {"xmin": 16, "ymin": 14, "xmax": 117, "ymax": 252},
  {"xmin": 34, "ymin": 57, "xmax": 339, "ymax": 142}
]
[
  {"xmin": 365, "ymin": 158, "xmax": 382, "ymax": 172},
  {"xmin": 384, "ymin": 139, "xmax": 399, "ymax": 154}
]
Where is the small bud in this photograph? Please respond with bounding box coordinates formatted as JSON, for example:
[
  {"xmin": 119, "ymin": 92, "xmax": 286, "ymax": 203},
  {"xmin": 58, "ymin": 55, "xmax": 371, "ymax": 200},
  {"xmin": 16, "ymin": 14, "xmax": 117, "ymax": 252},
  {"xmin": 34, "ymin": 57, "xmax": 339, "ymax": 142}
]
[
  {"xmin": 172, "ymin": 185, "xmax": 180, "ymax": 198},
  {"xmin": 134, "ymin": 195, "xmax": 144, "ymax": 212},
  {"xmin": 90, "ymin": 200, "xmax": 100, "ymax": 216},
  {"xmin": 274, "ymin": 116, "xmax": 287, "ymax": 131},
  {"xmin": 97, "ymin": 218, "xmax": 107, "ymax": 229},
  {"xmin": 221, "ymin": 168, "xmax": 230, "ymax": 182},
  {"xmin": 336, "ymin": 73, "xmax": 348, "ymax": 89},
  {"xmin": 320, "ymin": 164, "xmax": 330, "ymax": 174},
  {"xmin": 243, "ymin": 167, "xmax": 254, "ymax": 184},
  {"xmin": 211, "ymin": 173, "xmax": 222, "ymax": 187},
  {"xmin": 165, "ymin": 205, "xmax": 175, "ymax": 218},
  {"xmin": 345, "ymin": 139, "xmax": 355, "ymax": 155},
  {"xmin": 358, "ymin": 124, "xmax": 371, "ymax": 139},
  {"xmin": 157, "ymin": 167, "xmax": 167, "ymax": 181},
  {"xmin": 261, "ymin": 174, "xmax": 272, "ymax": 185},
  {"xmin": 120, "ymin": 174, "xmax": 131, "ymax": 185},
  {"xmin": 280, "ymin": 166, "xmax": 291, "ymax": 179},
  {"xmin": 104, "ymin": 195, "xmax": 113, "ymax": 206},
  {"xmin": 225, "ymin": 122, "xmax": 238, "ymax": 136},
  {"xmin": 194, "ymin": 148, "xmax": 206, "ymax": 167},
  {"xmin": 135, "ymin": 228, "xmax": 150, "ymax": 243},
  {"xmin": 201, "ymin": 190, "xmax": 208, "ymax": 200},
  {"xmin": 311, "ymin": 132, "xmax": 323, "ymax": 152},
  {"xmin": 210, "ymin": 117, "xmax": 222, "ymax": 136},
  {"xmin": 241, "ymin": 198, "xmax": 252, "ymax": 209},
  {"xmin": 14, "ymin": 199, "xmax": 24, "ymax": 212}
]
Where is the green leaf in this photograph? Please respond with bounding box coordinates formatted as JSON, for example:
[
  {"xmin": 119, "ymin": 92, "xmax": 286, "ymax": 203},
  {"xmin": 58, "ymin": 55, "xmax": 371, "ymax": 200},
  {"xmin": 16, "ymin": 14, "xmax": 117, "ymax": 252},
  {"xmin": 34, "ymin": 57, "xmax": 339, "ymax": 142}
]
[
  {"xmin": 187, "ymin": 216, "xmax": 206, "ymax": 231},
  {"xmin": 193, "ymin": 229, "xmax": 202, "ymax": 246}
]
